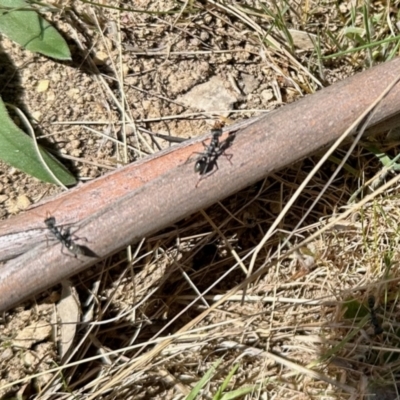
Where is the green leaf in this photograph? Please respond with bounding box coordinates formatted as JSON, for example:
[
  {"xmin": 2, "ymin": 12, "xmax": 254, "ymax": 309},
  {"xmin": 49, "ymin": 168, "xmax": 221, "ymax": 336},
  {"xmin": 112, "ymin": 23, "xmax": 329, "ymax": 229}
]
[
  {"xmin": 0, "ymin": 0, "xmax": 71, "ymax": 60},
  {"xmin": 0, "ymin": 97, "xmax": 76, "ymax": 186},
  {"xmin": 218, "ymin": 385, "xmax": 260, "ymax": 400},
  {"xmin": 342, "ymin": 298, "xmax": 368, "ymax": 319},
  {"xmin": 213, "ymin": 363, "xmax": 240, "ymax": 400},
  {"xmin": 186, "ymin": 359, "xmax": 223, "ymax": 400}
]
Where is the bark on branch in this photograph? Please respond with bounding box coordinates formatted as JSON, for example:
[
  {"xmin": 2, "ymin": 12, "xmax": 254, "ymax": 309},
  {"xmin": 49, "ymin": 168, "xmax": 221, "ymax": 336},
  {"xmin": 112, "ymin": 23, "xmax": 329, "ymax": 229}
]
[{"xmin": 1, "ymin": 58, "xmax": 400, "ymax": 311}]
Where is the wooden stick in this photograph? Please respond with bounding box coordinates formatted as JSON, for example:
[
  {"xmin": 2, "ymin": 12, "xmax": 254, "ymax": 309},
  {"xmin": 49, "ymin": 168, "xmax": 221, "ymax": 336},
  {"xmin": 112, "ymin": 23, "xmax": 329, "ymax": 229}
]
[{"xmin": 1, "ymin": 57, "xmax": 400, "ymax": 311}]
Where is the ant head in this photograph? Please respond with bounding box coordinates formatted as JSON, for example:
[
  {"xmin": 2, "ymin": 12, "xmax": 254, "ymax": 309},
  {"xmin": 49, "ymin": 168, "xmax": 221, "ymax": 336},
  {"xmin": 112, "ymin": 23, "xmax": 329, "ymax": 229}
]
[
  {"xmin": 213, "ymin": 120, "xmax": 226, "ymax": 129},
  {"xmin": 211, "ymin": 121, "xmax": 224, "ymax": 137},
  {"xmin": 44, "ymin": 215, "xmax": 56, "ymax": 226},
  {"xmin": 44, "ymin": 211, "xmax": 54, "ymax": 223}
]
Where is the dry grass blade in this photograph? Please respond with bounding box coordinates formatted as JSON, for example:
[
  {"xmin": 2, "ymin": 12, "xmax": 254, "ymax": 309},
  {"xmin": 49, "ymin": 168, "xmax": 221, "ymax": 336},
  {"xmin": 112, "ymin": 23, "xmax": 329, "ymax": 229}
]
[{"xmin": 243, "ymin": 73, "xmax": 400, "ymax": 301}]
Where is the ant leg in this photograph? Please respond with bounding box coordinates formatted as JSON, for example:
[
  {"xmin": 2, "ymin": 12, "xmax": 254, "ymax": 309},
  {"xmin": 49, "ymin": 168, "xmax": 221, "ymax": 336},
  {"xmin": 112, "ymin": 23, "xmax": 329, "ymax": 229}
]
[
  {"xmin": 222, "ymin": 152, "xmax": 233, "ymax": 165},
  {"xmin": 72, "ymin": 233, "xmax": 88, "ymax": 243},
  {"xmin": 67, "ymin": 226, "xmax": 88, "ymax": 243},
  {"xmin": 185, "ymin": 151, "xmax": 206, "ymax": 165},
  {"xmin": 195, "ymin": 160, "xmax": 219, "ymax": 188},
  {"xmin": 201, "ymin": 140, "xmax": 209, "ymax": 149},
  {"xmin": 186, "ymin": 138, "xmax": 212, "ymax": 164},
  {"xmin": 195, "ymin": 177, "xmax": 203, "ymax": 188},
  {"xmin": 60, "ymin": 242, "xmax": 71, "ymax": 257}
]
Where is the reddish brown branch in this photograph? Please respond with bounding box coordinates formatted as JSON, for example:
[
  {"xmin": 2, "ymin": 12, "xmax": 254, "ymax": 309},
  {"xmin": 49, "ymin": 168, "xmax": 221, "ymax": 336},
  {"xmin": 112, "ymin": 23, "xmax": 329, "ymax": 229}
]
[{"xmin": 1, "ymin": 58, "xmax": 400, "ymax": 311}]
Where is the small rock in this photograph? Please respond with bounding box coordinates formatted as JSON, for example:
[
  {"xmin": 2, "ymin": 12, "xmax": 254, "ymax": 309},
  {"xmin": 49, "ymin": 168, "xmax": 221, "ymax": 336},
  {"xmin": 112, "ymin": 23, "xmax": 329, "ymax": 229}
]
[
  {"xmin": 241, "ymin": 73, "xmax": 259, "ymax": 94},
  {"xmin": 261, "ymin": 89, "xmax": 274, "ymax": 102},
  {"xmin": 71, "ymin": 149, "xmax": 82, "ymax": 157},
  {"xmin": 289, "ymin": 29, "xmax": 317, "ymax": 51},
  {"xmin": 69, "ymin": 139, "xmax": 81, "ymax": 150},
  {"xmin": 0, "ymin": 347, "xmax": 13, "ymax": 362},
  {"xmin": 16, "ymin": 195, "xmax": 31, "ymax": 210},
  {"xmin": 177, "ymin": 76, "xmax": 238, "ymax": 116},
  {"xmin": 23, "ymin": 351, "xmax": 36, "ymax": 367},
  {"xmin": 200, "ymin": 31, "xmax": 209, "ymax": 41},
  {"xmin": 31, "ymin": 111, "xmax": 42, "ymax": 121},
  {"xmin": 93, "ymin": 51, "xmax": 108, "ymax": 65},
  {"xmin": 36, "ymin": 79, "xmax": 49, "ymax": 92},
  {"xmin": 12, "ymin": 321, "xmax": 51, "ymax": 349}
]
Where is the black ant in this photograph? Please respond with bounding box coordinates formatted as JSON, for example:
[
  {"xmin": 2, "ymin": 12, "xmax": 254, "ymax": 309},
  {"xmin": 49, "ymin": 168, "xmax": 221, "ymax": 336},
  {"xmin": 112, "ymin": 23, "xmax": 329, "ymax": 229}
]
[
  {"xmin": 368, "ymin": 296, "xmax": 383, "ymax": 335},
  {"xmin": 191, "ymin": 121, "xmax": 234, "ymax": 187},
  {"xmin": 44, "ymin": 216, "xmax": 85, "ymax": 257},
  {"xmin": 194, "ymin": 122, "xmax": 224, "ymax": 174}
]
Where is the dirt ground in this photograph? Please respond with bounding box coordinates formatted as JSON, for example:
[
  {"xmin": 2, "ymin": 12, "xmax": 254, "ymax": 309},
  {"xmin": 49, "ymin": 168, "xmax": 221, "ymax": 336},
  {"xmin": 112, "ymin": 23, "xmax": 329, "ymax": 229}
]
[{"xmin": 1, "ymin": 0, "xmax": 399, "ymax": 399}]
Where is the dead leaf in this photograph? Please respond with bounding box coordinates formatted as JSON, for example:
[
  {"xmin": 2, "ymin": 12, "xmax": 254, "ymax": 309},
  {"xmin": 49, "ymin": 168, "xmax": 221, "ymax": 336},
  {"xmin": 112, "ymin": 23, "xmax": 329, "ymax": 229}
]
[{"xmin": 56, "ymin": 280, "xmax": 81, "ymax": 360}]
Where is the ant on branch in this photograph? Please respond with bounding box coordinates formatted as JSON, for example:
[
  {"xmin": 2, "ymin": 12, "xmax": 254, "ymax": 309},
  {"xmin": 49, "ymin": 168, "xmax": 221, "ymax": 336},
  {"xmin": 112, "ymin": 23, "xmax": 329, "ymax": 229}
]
[
  {"xmin": 194, "ymin": 121, "xmax": 225, "ymax": 175},
  {"xmin": 189, "ymin": 121, "xmax": 235, "ymax": 187},
  {"xmin": 44, "ymin": 216, "xmax": 85, "ymax": 257},
  {"xmin": 44, "ymin": 215, "xmax": 97, "ymax": 258}
]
